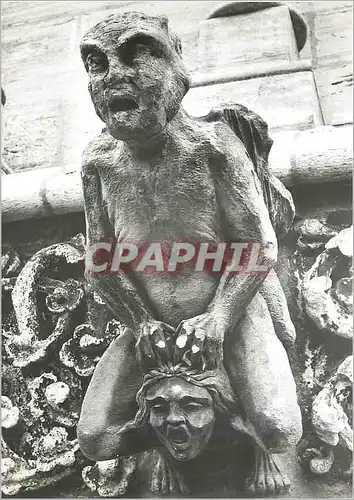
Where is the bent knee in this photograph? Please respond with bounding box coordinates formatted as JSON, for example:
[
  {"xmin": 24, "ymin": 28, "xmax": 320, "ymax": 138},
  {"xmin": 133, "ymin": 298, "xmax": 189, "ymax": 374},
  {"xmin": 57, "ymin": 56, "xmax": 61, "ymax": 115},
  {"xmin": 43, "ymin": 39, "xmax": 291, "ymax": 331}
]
[
  {"xmin": 77, "ymin": 420, "xmax": 117, "ymax": 462},
  {"xmin": 255, "ymin": 405, "xmax": 303, "ymax": 453},
  {"xmin": 77, "ymin": 423, "xmax": 104, "ymax": 461}
]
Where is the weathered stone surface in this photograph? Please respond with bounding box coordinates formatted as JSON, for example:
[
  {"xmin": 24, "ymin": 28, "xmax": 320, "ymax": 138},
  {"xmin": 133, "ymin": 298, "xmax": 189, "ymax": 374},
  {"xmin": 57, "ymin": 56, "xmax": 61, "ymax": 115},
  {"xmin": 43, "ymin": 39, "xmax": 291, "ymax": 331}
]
[
  {"xmin": 60, "ymin": 320, "xmax": 122, "ymax": 377},
  {"xmin": 82, "ymin": 456, "xmax": 137, "ymax": 497},
  {"xmin": 1, "ymin": 234, "xmax": 120, "ymax": 496},
  {"xmin": 27, "ymin": 372, "xmax": 82, "ymax": 429},
  {"xmin": 46, "ymin": 278, "xmax": 84, "ymax": 314},
  {"xmin": 303, "ymin": 447, "xmax": 335, "ymax": 475},
  {"xmin": 312, "ymin": 356, "xmax": 352, "ymax": 450},
  {"xmin": 294, "ymin": 219, "xmax": 338, "ymax": 253},
  {"xmin": 4, "ymin": 239, "xmax": 85, "ymax": 368},
  {"xmin": 289, "ymin": 213, "xmax": 352, "ymax": 485},
  {"xmin": 312, "ymin": 6, "xmax": 353, "ymax": 126},
  {"xmin": 1, "ymin": 4, "xmax": 353, "ymax": 498},
  {"xmin": 302, "ymin": 226, "xmax": 353, "ymax": 340},
  {"xmin": 183, "ymin": 71, "xmax": 323, "ymax": 132},
  {"xmin": 1, "ymin": 396, "xmax": 20, "ymax": 429},
  {"xmin": 1, "ymin": 437, "xmax": 78, "ymax": 496},
  {"xmin": 325, "ymin": 226, "xmax": 353, "ymax": 257},
  {"xmin": 33, "ymin": 427, "xmax": 79, "ymax": 472},
  {"xmin": 197, "ymin": 6, "xmax": 299, "ymax": 77},
  {"xmin": 1, "ymin": 244, "xmax": 21, "ymax": 277}
]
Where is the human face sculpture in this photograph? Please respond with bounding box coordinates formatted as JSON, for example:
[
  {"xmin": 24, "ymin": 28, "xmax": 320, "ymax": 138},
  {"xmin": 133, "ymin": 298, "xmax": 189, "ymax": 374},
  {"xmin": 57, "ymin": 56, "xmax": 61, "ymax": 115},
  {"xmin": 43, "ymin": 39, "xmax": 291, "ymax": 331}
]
[
  {"xmin": 146, "ymin": 377, "xmax": 215, "ymax": 461},
  {"xmin": 80, "ymin": 12, "xmax": 190, "ymax": 141}
]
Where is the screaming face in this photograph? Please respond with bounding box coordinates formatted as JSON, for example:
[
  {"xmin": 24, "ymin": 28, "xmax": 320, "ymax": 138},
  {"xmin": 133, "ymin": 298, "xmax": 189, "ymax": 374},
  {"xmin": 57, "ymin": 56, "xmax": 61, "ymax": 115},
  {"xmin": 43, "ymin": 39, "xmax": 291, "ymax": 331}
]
[
  {"xmin": 146, "ymin": 377, "xmax": 215, "ymax": 461},
  {"xmin": 80, "ymin": 12, "xmax": 190, "ymax": 141}
]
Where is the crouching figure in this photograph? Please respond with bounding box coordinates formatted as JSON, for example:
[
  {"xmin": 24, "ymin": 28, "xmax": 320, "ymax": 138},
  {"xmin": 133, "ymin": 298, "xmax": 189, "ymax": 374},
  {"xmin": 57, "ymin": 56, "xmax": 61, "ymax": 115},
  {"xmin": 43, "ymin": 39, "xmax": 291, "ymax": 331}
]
[{"xmin": 77, "ymin": 10, "xmax": 302, "ymax": 496}]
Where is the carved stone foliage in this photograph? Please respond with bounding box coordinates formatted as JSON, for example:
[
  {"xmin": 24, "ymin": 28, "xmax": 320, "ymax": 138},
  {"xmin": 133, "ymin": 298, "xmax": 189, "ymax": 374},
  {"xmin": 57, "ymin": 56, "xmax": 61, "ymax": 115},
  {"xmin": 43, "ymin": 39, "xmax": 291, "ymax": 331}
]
[
  {"xmin": 302, "ymin": 226, "xmax": 352, "ymax": 340},
  {"xmin": 2, "ymin": 219, "xmax": 352, "ymax": 497},
  {"xmin": 294, "ymin": 219, "xmax": 352, "ymax": 483},
  {"xmin": 1, "ymin": 234, "xmax": 123, "ymax": 497}
]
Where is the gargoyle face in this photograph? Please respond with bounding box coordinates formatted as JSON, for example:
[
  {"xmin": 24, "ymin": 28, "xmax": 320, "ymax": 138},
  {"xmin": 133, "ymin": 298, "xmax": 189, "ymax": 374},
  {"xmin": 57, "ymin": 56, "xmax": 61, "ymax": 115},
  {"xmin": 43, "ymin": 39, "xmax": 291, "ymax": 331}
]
[
  {"xmin": 80, "ymin": 12, "xmax": 190, "ymax": 141},
  {"xmin": 146, "ymin": 377, "xmax": 215, "ymax": 461}
]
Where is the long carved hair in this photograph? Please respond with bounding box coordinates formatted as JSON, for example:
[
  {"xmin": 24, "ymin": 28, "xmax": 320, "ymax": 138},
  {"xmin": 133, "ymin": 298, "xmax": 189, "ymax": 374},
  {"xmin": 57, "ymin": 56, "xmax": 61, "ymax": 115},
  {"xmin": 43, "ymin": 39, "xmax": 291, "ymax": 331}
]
[{"xmin": 119, "ymin": 332, "xmax": 242, "ymax": 436}]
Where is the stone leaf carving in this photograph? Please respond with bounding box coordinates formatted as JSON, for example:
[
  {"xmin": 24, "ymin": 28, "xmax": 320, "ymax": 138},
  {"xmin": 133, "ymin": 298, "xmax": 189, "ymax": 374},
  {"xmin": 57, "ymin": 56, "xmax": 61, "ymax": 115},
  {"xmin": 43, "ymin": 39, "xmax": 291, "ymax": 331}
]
[
  {"xmin": 60, "ymin": 319, "xmax": 123, "ymax": 377},
  {"xmin": 294, "ymin": 219, "xmax": 338, "ymax": 253},
  {"xmin": 312, "ymin": 355, "xmax": 353, "ymax": 451},
  {"xmin": 27, "ymin": 372, "xmax": 82, "ymax": 428},
  {"xmin": 82, "ymin": 456, "xmax": 137, "ymax": 497},
  {"xmin": 1, "ymin": 234, "xmax": 123, "ymax": 496},
  {"xmin": 302, "ymin": 226, "xmax": 353, "ymax": 339},
  {"xmin": 1, "ymin": 244, "xmax": 21, "ymax": 277},
  {"xmin": 32, "ymin": 427, "xmax": 80, "ymax": 473},
  {"xmin": 46, "ymin": 278, "xmax": 84, "ymax": 313},
  {"xmin": 3, "ymin": 236, "xmax": 86, "ymax": 368},
  {"xmin": 1, "ymin": 396, "xmax": 20, "ymax": 429},
  {"xmin": 1, "ymin": 435, "xmax": 79, "ymax": 496},
  {"xmin": 302, "ymin": 447, "xmax": 335, "ymax": 475}
]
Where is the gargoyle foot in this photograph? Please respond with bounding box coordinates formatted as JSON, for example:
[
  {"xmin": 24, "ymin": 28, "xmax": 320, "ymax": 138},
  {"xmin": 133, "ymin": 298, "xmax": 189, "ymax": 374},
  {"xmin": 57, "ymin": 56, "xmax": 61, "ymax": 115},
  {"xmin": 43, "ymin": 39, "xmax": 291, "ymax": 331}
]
[{"xmin": 245, "ymin": 447, "xmax": 290, "ymax": 497}]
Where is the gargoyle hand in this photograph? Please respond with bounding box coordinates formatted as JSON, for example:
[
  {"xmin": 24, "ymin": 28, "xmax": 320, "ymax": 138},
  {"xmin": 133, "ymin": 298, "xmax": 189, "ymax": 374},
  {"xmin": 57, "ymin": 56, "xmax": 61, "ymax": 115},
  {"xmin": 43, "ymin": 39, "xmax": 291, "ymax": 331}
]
[
  {"xmin": 175, "ymin": 312, "xmax": 227, "ymax": 369},
  {"xmin": 135, "ymin": 320, "xmax": 175, "ymax": 369}
]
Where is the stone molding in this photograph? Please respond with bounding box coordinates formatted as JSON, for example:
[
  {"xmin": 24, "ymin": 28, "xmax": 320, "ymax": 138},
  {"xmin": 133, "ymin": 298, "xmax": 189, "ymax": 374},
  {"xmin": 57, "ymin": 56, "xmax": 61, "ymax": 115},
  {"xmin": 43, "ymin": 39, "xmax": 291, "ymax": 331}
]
[{"xmin": 2, "ymin": 124, "xmax": 352, "ymax": 223}]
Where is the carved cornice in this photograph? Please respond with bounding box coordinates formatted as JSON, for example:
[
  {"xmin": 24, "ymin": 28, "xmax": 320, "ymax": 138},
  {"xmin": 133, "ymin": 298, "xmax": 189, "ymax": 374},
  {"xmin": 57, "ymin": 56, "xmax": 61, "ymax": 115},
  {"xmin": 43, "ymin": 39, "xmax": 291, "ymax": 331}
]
[{"xmin": 2, "ymin": 125, "xmax": 352, "ymax": 224}]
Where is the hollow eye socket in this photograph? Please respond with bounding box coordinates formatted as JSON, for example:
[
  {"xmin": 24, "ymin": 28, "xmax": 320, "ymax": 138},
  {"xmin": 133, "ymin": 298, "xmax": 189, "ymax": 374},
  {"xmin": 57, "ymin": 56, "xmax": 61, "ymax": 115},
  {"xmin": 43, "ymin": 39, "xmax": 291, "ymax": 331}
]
[
  {"xmin": 121, "ymin": 35, "xmax": 165, "ymax": 66},
  {"xmin": 184, "ymin": 402, "xmax": 204, "ymax": 411},
  {"xmin": 86, "ymin": 51, "xmax": 108, "ymax": 73}
]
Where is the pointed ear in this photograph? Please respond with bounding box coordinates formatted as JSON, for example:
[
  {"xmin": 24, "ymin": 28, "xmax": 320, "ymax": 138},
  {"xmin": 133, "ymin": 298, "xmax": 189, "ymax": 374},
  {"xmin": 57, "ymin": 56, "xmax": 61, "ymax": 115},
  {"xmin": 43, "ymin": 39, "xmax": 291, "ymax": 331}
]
[
  {"xmin": 172, "ymin": 32, "xmax": 183, "ymax": 56},
  {"xmin": 158, "ymin": 14, "xmax": 169, "ymax": 31}
]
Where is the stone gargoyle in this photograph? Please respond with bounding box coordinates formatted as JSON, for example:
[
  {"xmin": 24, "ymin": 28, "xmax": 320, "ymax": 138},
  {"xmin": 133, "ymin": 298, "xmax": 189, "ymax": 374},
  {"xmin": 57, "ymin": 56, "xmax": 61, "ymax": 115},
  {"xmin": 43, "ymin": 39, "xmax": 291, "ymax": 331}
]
[{"xmin": 76, "ymin": 11, "xmax": 303, "ymax": 496}]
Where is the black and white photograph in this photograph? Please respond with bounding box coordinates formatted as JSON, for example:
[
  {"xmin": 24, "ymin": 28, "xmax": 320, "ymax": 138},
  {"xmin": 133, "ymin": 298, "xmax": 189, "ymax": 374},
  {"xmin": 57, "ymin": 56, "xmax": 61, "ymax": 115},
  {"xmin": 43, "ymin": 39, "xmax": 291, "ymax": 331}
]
[{"xmin": 1, "ymin": 1, "xmax": 353, "ymax": 498}]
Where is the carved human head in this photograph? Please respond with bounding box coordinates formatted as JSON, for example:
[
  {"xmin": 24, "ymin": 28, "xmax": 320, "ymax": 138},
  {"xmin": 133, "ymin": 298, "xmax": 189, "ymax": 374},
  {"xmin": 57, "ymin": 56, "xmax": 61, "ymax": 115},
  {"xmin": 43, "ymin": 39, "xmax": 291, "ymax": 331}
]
[
  {"xmin": 80, "ymin": 11, "xmax": 190, "ymax": 141},
  {"xmin": 145, "ymin": 376, "xmax": 215, "ymax": 461},
  {"xmin": 119, "ymin": 326, "xmax": 239, "ymax": 461},
  {"xmin": 131, "ymin": 365, "xmax": 238, "ymax": 461}
]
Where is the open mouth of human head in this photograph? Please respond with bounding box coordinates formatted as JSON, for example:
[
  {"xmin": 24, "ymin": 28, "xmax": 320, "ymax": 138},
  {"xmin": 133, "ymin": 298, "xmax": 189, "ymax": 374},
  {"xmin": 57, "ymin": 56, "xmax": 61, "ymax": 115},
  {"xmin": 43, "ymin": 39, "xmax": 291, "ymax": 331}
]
[
  {"xmin": 168, "ymin": 427, "xmax": 189, "ymax": 445},
  {"xmin": 109, "ymin": 96, "xmax": 138, "ymax": 112}
]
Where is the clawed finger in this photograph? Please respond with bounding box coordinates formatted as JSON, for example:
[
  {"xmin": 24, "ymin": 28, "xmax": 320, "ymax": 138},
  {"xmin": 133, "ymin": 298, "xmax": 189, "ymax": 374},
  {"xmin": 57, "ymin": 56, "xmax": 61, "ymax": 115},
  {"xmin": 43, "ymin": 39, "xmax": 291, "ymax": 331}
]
[
  {"xmin": 190, "ymin": 327, "xmax": 206, "ymax": 355},
  {"xmin": 135, "ymin": 325, "xmax": 153, "ymax": 367},
  {"xmin": 150, "ymin": 323, "xmax": 166, "ymax": 349},
  {"xmin": 174, "ymin": 322, "xmax": 194, "ymax": 362},
  {"xmin": 255, "ymin": 448, "xmax": 266, "ymax": 494},
  {"xmin": 154, "ymin": 323, "xmax": 176, "ymax": 365},
  {"xmin": 142, "ymin": 325, "xmax": 155, "ymax": 357}
]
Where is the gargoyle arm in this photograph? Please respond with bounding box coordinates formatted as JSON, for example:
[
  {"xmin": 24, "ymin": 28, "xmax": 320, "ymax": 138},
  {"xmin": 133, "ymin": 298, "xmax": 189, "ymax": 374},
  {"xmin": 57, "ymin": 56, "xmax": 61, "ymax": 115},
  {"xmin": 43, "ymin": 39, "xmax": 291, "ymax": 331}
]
[
  {"xmin": 81, "ymin": 157, "xmax": 155, "ymax": 332},
  {"xmin": 208, "ymin": 123, "xmax": 278, "ymax": 331},
  {"xmin": 202, "ymin": 106, "xmax": 296, "ymax": 346}
]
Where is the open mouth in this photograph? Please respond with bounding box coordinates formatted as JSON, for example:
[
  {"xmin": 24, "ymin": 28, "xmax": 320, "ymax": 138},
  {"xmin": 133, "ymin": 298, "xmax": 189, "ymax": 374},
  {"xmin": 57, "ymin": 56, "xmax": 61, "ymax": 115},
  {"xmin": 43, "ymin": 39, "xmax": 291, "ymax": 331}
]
[
  {"xmin": 109, "ymin": 96, "xmax": 138, "ymax": 112},
  {"xmin": 168, "ymin": 427, "xmax": 190, "ymax": 449}
]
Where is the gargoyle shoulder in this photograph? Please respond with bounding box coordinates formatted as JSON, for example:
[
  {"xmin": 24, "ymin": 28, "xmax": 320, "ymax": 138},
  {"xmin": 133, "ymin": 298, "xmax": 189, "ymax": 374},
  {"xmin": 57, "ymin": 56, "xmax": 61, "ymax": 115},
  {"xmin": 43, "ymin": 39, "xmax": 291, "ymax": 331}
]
[{"xmin": 81, "ymin": 129, "xmax": 119, "ymax": 175}]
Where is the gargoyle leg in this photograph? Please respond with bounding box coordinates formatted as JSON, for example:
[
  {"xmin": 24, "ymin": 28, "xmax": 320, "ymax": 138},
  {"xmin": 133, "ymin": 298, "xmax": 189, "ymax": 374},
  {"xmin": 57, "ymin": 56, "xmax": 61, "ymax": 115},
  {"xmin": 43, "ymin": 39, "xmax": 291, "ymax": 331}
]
[{"xmin": 224, "ymin": 292, "xmax": 302, "ymax": 454}]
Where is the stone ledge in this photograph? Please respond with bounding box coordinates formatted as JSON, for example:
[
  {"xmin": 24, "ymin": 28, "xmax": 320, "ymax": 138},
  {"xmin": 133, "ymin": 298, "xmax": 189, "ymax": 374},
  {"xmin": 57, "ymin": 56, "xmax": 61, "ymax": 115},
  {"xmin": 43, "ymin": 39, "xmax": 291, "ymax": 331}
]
[
  {"xmin": 190, "ymin": 60, "xmax": 313, "ymax": 88},
  {"xmin": 2, "ymin": 124, "xmax": 352, "ymax": 224},
  {"xmin": 184, "ymin": 70, "xmax": 323, "ymax": 132}
]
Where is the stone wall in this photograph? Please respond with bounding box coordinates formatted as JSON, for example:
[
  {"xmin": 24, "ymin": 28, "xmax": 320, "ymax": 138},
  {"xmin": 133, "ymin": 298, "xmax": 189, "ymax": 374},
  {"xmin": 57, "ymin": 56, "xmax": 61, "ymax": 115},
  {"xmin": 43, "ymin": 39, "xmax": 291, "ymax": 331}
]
[
  {"xmin": 1, "ymin": 1, "xmax": 353, "ymax": 172},
  {"xmin": 1, "ymin": 2, "xmax": 352, "ymax": 498}
]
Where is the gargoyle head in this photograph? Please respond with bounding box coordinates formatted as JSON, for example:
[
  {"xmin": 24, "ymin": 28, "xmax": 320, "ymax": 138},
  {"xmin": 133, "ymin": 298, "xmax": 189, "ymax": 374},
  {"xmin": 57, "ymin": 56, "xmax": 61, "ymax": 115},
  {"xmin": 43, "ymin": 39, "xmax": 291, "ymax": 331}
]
[{"xmin": 80, "ymin": 11, "xmax": 190, "ymax": 141}]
